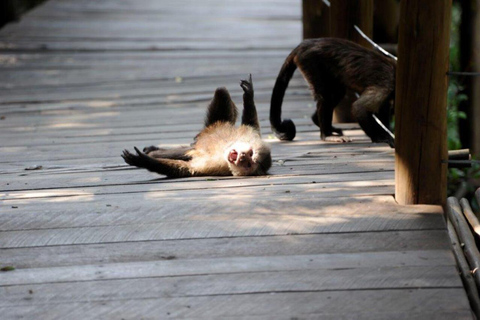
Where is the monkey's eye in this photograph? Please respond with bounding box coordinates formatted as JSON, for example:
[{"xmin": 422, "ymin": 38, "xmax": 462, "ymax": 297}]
[{"xmin": 248, "ymin": 150, "xmax": 253, "ymax": 157}]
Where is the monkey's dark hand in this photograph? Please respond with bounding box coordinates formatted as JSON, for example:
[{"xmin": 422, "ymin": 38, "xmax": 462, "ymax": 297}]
[
  {"xmin": 143, "ymin": 145, "xmax": 160, "ymax": 154},
  {"xmin": 122, "ymin": 147, "xmax": 150, "ymax": 168},
  {"xmin": 240, "ymin": 74, "xmax": 254, "ymax": 99}
]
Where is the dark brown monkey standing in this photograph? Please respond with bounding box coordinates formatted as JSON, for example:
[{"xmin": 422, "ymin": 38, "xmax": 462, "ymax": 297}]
[
  {"xmin": 270, "ymin": 37, "xmax": 396, "ymax": 147},
  {"xmin": 122, "ymin": 75, "xmax": 272, "ymax": 178}
]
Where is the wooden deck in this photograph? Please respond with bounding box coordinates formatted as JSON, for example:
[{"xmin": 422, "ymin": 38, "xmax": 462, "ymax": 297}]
[{"xmin": 0, "ymin": 0, "xmax": 473, "ymax": 319}]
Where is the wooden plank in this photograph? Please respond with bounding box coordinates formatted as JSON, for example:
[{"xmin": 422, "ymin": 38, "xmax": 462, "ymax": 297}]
[
  {"xmin": 0, "ymin": 172, "xmax": 396, "ymax": 201},
  {"xmin": 0, "ymin": 136, "xmax": 385, "ymax": 164},
  {"xmin": 0, "ymin": 195, "xmax": 441, "ymax": 231},
  {"xmin": 0, "ymin": 230, "xmax": 452, "ymax": 269},
  {"xmin": 0, "ymin": 160, "xmax": 393, "ymax": 192},
  {"xmin": 0, "ymin": 159, "xmax": 392, "ymax": 188},
  {"xmin": 0, "ymin": 152, "xmax": 390, "ymax": 175},
  {"xmin": 0, "ymin": 290, "xmax": 471, "ymax": 320},
  {"xmin": 0, "ymin": 97, "xmax": 309, "ymax": 129},
  {"xmin": 0, "ymin": 250, "xmax": 456, "ymax": 286},
  {"xmin": 0, "ymin": 207, "xmax": 444, "ymax": 248},
  {"xmin": 0, "ymin": 266, "xmax": 462, "ymax": 306}
]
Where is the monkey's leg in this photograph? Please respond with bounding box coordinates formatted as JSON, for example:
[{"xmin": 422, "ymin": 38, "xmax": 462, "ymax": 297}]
[
  {"xmin": 311, "ymin": 109, "xmax": 344, "ymax": 135},
  {"xmin": 376, "ymin": 100, "xmax": 392, "ymax": 129},
  {"xmin": 143, "ymin": 145, "xmax": 160, "ymax": 153},
  {"xmin": 352, "ymin": 87, "xmax": 395, "ymax": 148},
  {"xmin": 145, "ymin": 146, "xmax": 193, "ymax": 161},
  {"xmin": 240, "ymin": 74, "xmax": 261, "ymax": 133},
  {"xmin": 122, "ymin": 147, "xmax": 193, "ymax": 178},
  {"xmin": 204, "ymin": 87, "xmax": 238, "ymax": 127},
  {"xmin": 316, "ymin": 88, "xmax": 350, "ymax": 143}
]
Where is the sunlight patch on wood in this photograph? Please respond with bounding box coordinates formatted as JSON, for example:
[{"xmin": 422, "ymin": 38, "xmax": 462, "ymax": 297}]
[
  {"xmin": 0, "ymin": 190, "xmax": 94, "ymax": 202},
  {"xmin": 87, "ymin": 101, "xmax": 116, "ymax": 108}
]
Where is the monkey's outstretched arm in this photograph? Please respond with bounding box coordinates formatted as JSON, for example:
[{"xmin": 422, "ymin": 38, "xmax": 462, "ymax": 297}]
[
  {"xmin": 240, "ymin": 74, "xmax": 261, "ymax": 133},
  {"xmin": 122, "ymin": 147, "xmax": 193, "ymax": 178}
]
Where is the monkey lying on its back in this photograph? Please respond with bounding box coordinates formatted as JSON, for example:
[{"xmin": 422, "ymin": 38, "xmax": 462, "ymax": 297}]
[
  {"xmin": 270, "ymin": 38, "xmax": 396, "ymax": 147},
  {"xmin": 122, "ymin": 75, "xmax": 272, "ymax": 178}
]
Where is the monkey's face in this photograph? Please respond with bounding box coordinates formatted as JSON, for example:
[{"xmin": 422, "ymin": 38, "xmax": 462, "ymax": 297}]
[{"xmin": 225, "ymin": 142, "xmax": 259, "ymax": 176}]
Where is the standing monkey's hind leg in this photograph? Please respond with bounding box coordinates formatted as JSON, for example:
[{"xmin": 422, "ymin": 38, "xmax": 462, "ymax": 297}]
[{"xmin": 352, "ymin": 87, "xmax": 395, "ymax": 147}]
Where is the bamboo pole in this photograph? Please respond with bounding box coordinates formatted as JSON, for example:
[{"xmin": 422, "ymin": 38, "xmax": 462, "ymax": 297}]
[
  {"xmin": 460, "ymin": 198, "xmax": 480, "ymax": 238},
  {"xmin": 447, "ymin": 219, "xmax": 480, "ymax": 318},
  {"xmin": 446, "ymin": 197, "xmax": 480, "ymax": 288}
]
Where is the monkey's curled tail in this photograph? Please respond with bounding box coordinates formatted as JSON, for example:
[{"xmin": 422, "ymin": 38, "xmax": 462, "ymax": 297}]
[{"xmin": 270, "ymin": 49, "xmax": 298, "ymax": 141}]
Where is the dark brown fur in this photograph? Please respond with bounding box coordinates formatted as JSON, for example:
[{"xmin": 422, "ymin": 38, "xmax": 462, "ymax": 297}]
[
  {"xmin": 270, "ymin": 38, "xmax": 396, "ymax": 147},
  {"xmin": 122, "ymin": 75, "xmax": 271, "ymax": 178}
]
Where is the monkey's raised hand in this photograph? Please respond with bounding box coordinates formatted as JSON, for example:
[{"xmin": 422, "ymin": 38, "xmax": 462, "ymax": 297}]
[
  {"xmin": 240, "ymin": 74, "xmax": 254, "ymax": 100},
  {"xmin": 240, "ymin": 74, "xmax": 260, "ymax": 132}
]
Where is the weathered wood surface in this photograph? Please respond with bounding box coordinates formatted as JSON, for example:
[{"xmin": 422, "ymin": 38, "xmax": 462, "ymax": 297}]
[
  {"xmin": 395, "ymin": 0, "xmax": 451, "ymax": 205},
  {"xmin": 0, "ymin": 0, "xmax": 472, "ymax": 319}
]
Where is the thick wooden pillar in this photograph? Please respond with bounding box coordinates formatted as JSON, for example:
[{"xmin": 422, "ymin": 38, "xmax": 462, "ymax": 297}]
[
  {"xmin": 302, "ymin": 0, "xmax": 330, "ymax": 39},
  {"xmin": 395, "ymin": 0, "xmax": 452, "ymax": 205}
]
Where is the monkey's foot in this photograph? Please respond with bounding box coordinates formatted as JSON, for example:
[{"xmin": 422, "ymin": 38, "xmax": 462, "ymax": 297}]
[
  {"xmin": 324, "ymin": 135, "xmax": 352, "ymax": 143},
  {"xmin": 143, "ymin": 145, "xmax": 160, "ymax": 154},
  {"xmin": 122, "ymin": 147, "xmax": 150, "ymax": 168},
  {"xmin": 331, "ymin": 127, "xmax": 344, "ymax": 136},
  {"xmin": 371, "ymin": 137, "xmax": 395, "ymax": 148}
]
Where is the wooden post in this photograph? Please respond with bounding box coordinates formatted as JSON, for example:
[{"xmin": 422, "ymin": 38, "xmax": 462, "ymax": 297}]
[
  {"xmin": 330, "ymin": 0, "xmax": 374, "ymax": 123},
  {"xmin": 474, "ymin": 4, "xmax": 480, "ymax": 158},
  {"xmin": 302, "ymin": 0, "xmax": 330, "ymax": 39},
  {"xmin": 459, "ymin": 0, "xmax": 480, "ymax": 158},
  {"xmin": 395, "ymin": 0, "xmax": 452, "ymax": 205},
  {"xmin": 330, "ymin": 0, "xmax": 374, "ymax": 49},
  {"xmin": 330, "ymin": 0, "xmax": 373, "ymax": 123},
  {"xmin": 373, "ymin": 0, "xmax": 399, "ymax": 44}
]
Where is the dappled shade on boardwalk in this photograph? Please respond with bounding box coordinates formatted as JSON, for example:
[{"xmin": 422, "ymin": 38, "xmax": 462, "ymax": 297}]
[{"xmin": 0, "ymin": 0, "xmax": 472, "ymax": 319}]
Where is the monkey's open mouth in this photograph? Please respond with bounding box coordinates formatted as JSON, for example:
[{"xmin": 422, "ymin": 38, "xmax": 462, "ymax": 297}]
[{"xmin": 228, "ymin": 150, "xmax": 238, "ymax": 163}]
